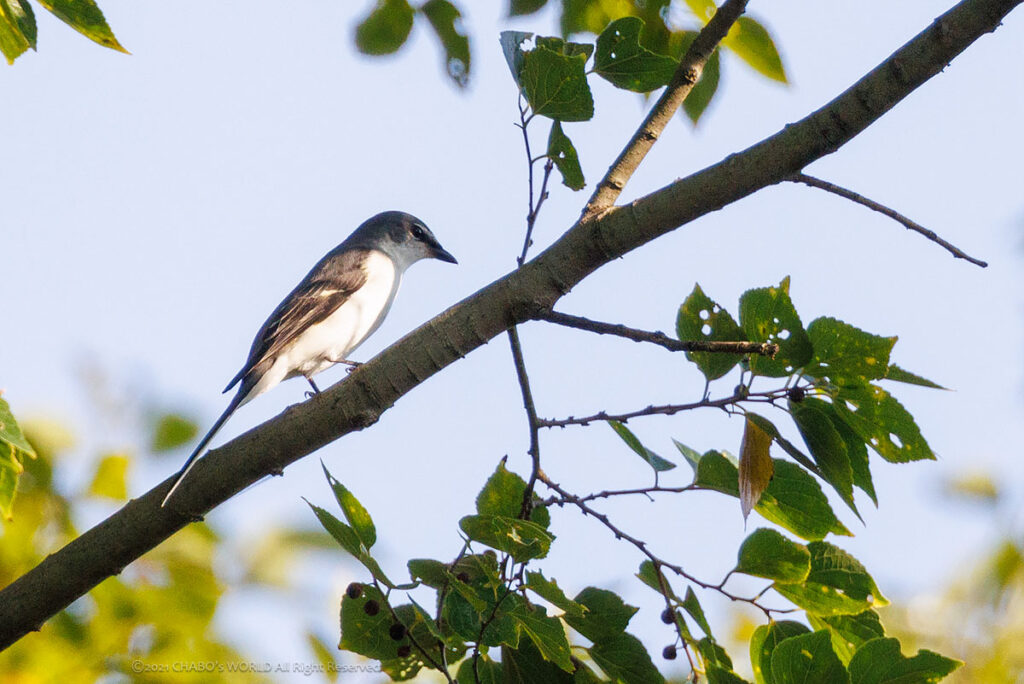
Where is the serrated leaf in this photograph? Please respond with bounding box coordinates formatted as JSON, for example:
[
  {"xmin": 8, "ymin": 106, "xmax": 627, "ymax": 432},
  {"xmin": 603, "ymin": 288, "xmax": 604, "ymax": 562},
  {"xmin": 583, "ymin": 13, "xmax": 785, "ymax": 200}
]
[
  {"xmin": 564, "ymin": 587, "xmax": 638, "ymax": 643},
  {"xmin": 833, "ymin": 385, "xmax": 934, "ymax": 463},
  {"xmin": 476, "ymin": 460, "xmax": 550, "ymax": 527},
  {"xmin": 151, "ymin": 413, "xmax": 198, "ymax": 452},
  {"xmin": 525, "ymin": 572, "xmax": 586, "ymax": 617},
  {"xmin": 322, "ymin": 463, "xmax": 376, "ymax": 549},
  {"xmin": 884, "ymin": 365, "xmax": 946, "ymax": 390},
  {"xmin": 36, "ymin": 0, "xmax": 126, "ymax": 53},
  {"xmin": 806, "ymin": 317, "xmax": 896, "ymax": 388},
  {"xmin": 739, "ymin": 277, "xmax": 812, "ymax": 377},
  {"xmin": 88, "ymin": 453, "xmax": 129, "ymax": 500},
  {"xmin": 808, "ymin": 610, "xmax": 885, "ymax": 666},
  {"xmin": 521, "ymin": 44, "xmax": 594, "ymax": 121},
  {"xmin": 548, "ymin": 121, "xmax": 585, "ymax": 190},
  {"xmin": 739, "ymin": 417, "xmax": 774, "ymax": 520},
  {"xmin": 609, "ymin": 421, "xmax": 676, "ymax": 473},
  {"xmin": 750, "ymin": 621, "xmax": 811, "ymax": 684},
  {"xmin": 354, "ymin": 0, "xmax": 413, "ymax": 55},
  {"xmin": 736, "ymin": 528, "xmax": 810, "ymax": 583},
  {"xmin": 791, "ymin": 400, "xmax": 858, "ymax": 516},
  {"xmin": 677, "ymin": 284, "xmax": 748, "ymax": 381},
  {"xmin": 724, "ymin": 16, "xmax": 786, "ymax": 83},
  {"xmin": 590, "ymin": 632, "xmax": 666, "ymax": 684},
  {"xmin": 847, "ymin": 637, "xmax": 961, "ymax": 683},
  {"xmin": 508, "ymin": 600, "xmax": 574, "ymax": 672},
  {"xmin": 420, "ymin": 0, "xmax": 470, "ymax": 87},
  {"xmin": 770, "ymin": 630, "xmax": 848, "ymax": 683},
  {"xmin": 459, "ymin": 514, "xmax": 553, "ymax": 562},
  {"xmin": 594, "ymin": 16, "xmax": 676, "ymax": 92},
  {"xmin": 774, "ymin": 542, "xmax": 888, "ymax": 617}
]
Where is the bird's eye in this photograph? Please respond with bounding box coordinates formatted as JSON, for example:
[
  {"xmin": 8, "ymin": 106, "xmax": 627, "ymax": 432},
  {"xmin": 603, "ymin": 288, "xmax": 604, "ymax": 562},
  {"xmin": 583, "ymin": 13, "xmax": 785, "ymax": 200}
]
[{"xmin": 411, "ymin": 224, "xmax": 426, "ymax": 240}]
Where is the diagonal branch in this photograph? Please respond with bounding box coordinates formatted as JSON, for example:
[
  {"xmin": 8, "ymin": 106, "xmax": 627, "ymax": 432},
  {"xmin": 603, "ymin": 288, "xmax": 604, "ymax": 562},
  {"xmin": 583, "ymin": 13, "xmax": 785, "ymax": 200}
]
[
  {"xmin": 582, "ymin": 0, "xmax": 750, "ymax": 218},
  {"xmin": 789, "ymin": 173, "xmax": 988, "ymax": 267},
  {"xmin": 0, "ymin": 0, "xmax": 1017, "ymax": 650},
  {"xmin": 537, "ymin": 309, "xmax": 777, "ymax": 356}
]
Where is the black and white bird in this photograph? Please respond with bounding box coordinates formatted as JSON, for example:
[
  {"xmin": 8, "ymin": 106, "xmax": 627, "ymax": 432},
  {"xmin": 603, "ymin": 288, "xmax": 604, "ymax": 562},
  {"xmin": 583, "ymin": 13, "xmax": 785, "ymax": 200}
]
[{"xmin": 161, "ymin": 211, "xmax": 457, "ymax": 507}]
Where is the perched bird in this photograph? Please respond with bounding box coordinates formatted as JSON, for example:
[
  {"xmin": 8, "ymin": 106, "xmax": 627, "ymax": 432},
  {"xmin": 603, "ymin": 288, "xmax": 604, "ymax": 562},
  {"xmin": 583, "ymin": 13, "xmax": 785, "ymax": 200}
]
[{"xmin": 161, "ymin": 211, "xmax": 457, "ymax": 507}]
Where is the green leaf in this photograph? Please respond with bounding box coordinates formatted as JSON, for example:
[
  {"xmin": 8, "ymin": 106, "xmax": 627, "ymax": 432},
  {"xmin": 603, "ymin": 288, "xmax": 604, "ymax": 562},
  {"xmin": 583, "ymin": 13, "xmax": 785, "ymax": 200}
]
[
  {"xmin": 590, "ymin": 632, "xmax": 666, "ymax": 684},
  {"xmin": 536, "ymin": 35, "xmax": 594, "ymax": 61},
  {"xmin": 87, "ymin": 453, "xmax": 129, "ymax": 500},
  {"xmin": 459, "ymin": 514, "xmax": 553, "ymax": 562},
  {"xmin": 509, "ymin": 0, "xmax": 547, "ymax": 17},
  {"xmin": 833, "ymin": 385, "xmax": 934, "ymax": 463},
  {"xmin": 521, "ymin": 44, "xmax": 594, "ymax": 121},
  {"xmin": 770, "ymin": 630, "xmax": 848, "ymax": 683},
  {"xmin": 739, "ymin": 416, "xmax": 774, "ymax": 520},
  {"xmin": 547, "ymin": 121, "xmax": 585, "ymax": 190},
  {"xmin": 609, "ymin": 421, "xmax": 676, "ymax": 473},
  {"xmin": 476, "ymin": 460, "xmax": 550, "ymax": 527},
  {"xmin": 525, "ymin": 572, "xmax": 586, "ymax": 617},
  {"xmin": 750, "ymin": 621, "xmax": 811, "ymax": 684},
  {"xmin": 0, "ymin": 395, "xmax": 35, "ymax": 517},
  {"xmin": 673, "ymin": 439, "xmax": 703, "ymax": 471},
  {"xmin": 699, "ymin": 637, "xmax": 733, "ymax": 669},
  {"xmin": 322, "ymin": 463, "xmax": 376, "ymax": 549},
  {"xmin": 707, "ymin": 666, "xmax": 752, "ymax": 684},
  {"xmin": 407, "ymin": 558, "xmax": 448, "ymax": 588},
  {"xmin": 507, "ymin": 600, "xmax": 574, "ymax": 672},
  {"xmin": 739, "ymin": 277, "xmax": 813, "ymax": 377},
  {"xmin": 676, "ymin": 284, "xmax": 748, "ymax": 381},
  {"xmin": 354, "ymin": 0, "xmax": 414, "ymax": 55},
  {"xmin": 736, "ymin": 528, "xmax": 810, "ymax": 583},
  {"xmin": 420, "ymin": 0, "xmax": 470, "ymax": 87},
  {"xmin": 683, "ymin": 42, "xmax": 720, "ymax": 124},
  {"xmin": 723, "ymin": 16, "xmax": 786, "ymax": 83},
  {"xmin": 746, "ymin": 413, "xmax": 819, "ymax": 474},
  {"xmin": 884, "ymin": 365, "xmax": 946, "ymax": 390},
  {"xmin": 339, "ymin": 584, "xmax": 400, "ymax": 660},
  {"xmin": 774, "ymin": 542, "xmax": 889, "ymax": 617},
  {"xmin": 564, "ymin": 587, "xmax": 638, "ymax": 642},
  {"xmin": 594, "ymin": 16, "xmax": 676, "ymax": 92},
  {"xmin": 694, "ymin": 450, "xmax": 739, "ymax": 496},
  {"xmin": 847, "ymin": 637, "xmax": 961, "ymax": 683},
  {"xmin": 635, "ymin": 560, "xmax": 675, "ymax": 597},
  {"xmin": 36, "ymin": 0, "xmax": 125, "ymax": 52},
  {"xmin": 150, "ymin": 413, "xmax": 198, "ymax": 452},
  {"xmin": 503, "ymin": 639, "xmax": 576, "ymax": 684},
  {"xmin": 457, "ymin": 654, "xmax": 503, "ymax": 684},
  {"xmin": 500, "ymin": 30, "xmax": 533, "ymax": 84},
  {"xmin": 682, "ymin": 586, "xmax": 712, "ymax": 638},
  {"xmin": 826, "ymin": 403, "xmax": 876, "ymax": 505},
  {"xmin": 806, "ymin": 317, "xmax": 896, "ymax": 387},
  {"xmin": 306, "ymin": 499, "xmax": 396, "ymax": 587},
  {"xmin": 809, "ymin": 611, "xmax": 885, "ymax": 666},
  {"xmin": 790, "ymin": 400, "xmax": 858, "ymax": 515},
  {"xmin": 0, "ymin": 0, "xmax": 35, "ymax": 64}
]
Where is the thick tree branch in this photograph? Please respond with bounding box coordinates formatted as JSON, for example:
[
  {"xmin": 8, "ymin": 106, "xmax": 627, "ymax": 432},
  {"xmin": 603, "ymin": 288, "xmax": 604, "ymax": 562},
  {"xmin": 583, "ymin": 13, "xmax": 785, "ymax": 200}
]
[
  {"xmin": 0, "ymin": 0, "xmax": 1017, "ymax": 650},
  {"xmin": 582, "ymin": 0, "xmax": 750, "ymax": 218},
  {"xmin": 789, "ymin": 172, "xmax": 988, "ymax": 267},
  {"xmin": 537, "ymin": 309, "xmax": 777, "ymax": 355}
]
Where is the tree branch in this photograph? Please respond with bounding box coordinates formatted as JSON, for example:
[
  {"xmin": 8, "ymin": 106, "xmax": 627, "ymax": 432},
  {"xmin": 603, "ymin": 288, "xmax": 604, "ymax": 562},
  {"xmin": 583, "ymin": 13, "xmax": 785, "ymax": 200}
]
[
  {"xmin": 537, "ymin": 309, "xmax": 777, "ymax": 356},
  {"xmin": 507, "ymin": 328, "xmax": 542, "ymax": 518},
  {"xmin": 789, "ymin": 173, "xmax": 988, "ymax": 267},
  {"xmin": 582, "ymin": 0, "xmax": 750, "ymax": 218},
  {"xmin": 0, "ymin": 0, "xmax": 1016, "ymax": 649}
]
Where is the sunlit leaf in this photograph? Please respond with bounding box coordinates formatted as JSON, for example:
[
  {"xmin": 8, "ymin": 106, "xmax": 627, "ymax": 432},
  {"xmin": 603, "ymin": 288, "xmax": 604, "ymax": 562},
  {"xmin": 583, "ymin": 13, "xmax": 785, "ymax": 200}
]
[
  {"xmin": 723, "ymin": 16, "xmax": 786, "ymax": 83},
  {"xmin": 87, "ymin": 453, "xmax": 129, "ymax": 500},
  {"xmin": 847, "ymin": 637, "xmax": 961, "ymax": 683},
  {"xmin": 739, "ymin": 417, "xmax": 773, "ymax": 520},
  {"xmin": 0, "ymin": 0, "xmax": 35, "ymax": 64},
  {"xmin": 677, "ymin": 284, "xmax": 747, "ymax": 381},
  {"xmin": 476, "ymin": 460, "xmax": 550, "ymax": 527},
  {"xmin": 774, "ymin": 542, "xmax": 889, "ymax": 616},
  {"xmin": 594, "ymin": 16, "xmax": 676, "ymax": 92},
  {"xmin": 36, "ymin": 0, "xmax": 126, "ymax": 52},
  {"xmin": 808, "ymin": 610, "xmax": 885, "ymax": 665},
  {"xmin": 805, "ymin": 317, "xmax": 896, "ymax": 388},
  {"xmin": 322, "ymin": 463, "xmax": 376, "ymax": 549},
  {"xmin": 739, "ymin": 277, "xmax": 812, "ymax": 377},
  {"xmin": 750, "ymin": 621, "xmax": 811, "ymax": 684},
  {"xmin": 459, "ymin": 514, "xmax": 553, "ymax": 562},
  {"xmin": 770, "ymin": 630, "xmax": 848, "ymax": 683}
]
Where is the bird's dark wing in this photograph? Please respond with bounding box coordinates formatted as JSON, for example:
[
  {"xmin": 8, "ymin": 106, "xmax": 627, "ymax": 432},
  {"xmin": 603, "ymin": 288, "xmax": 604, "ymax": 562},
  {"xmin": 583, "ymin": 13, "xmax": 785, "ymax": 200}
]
[{"xmin": 223, "ymin": 249, "xmax": 371, "ymax": 394}]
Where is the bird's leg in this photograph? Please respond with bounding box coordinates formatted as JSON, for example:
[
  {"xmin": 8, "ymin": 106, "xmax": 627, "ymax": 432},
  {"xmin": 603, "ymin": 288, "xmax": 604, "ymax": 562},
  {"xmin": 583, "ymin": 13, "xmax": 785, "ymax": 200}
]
[
  {"xmin": 305, "ymin": 377, "xmax": 321, "ymax": 399},
  {"xmin": 341, "ymin": 359, "xmax": 362, "ymax": 374}
]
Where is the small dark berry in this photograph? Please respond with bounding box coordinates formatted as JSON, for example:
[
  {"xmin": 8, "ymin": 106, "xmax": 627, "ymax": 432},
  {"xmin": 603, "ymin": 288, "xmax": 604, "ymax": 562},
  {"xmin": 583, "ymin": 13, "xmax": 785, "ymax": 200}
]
[
  {"xmin": 660, "ymin": 608, "xmax": 674, "ymax": 625},
  {"xmin": 396, "ymin": 645, "xmax": 412, "ymax": 658},
  {"xmin": 346, "ymin": 583, "xmax": 363, "ymax": 600},
  {"xmin": 363, "ymin": 600, "xmax": 380, "ymax": 616},
  {"xmin": 389, "ymin": 623, "xmax": 406, "ymax": 641},
  {"xmin": 663, "ymin": 645, "xmax": 677, "ymax": 661},
  {"xmin": 788, "ymin": 387, "xmax": 806, "ymax": 403},
  {"xmin": 456, "ymin": 572, "xmax": 470, "ymax": 584}
]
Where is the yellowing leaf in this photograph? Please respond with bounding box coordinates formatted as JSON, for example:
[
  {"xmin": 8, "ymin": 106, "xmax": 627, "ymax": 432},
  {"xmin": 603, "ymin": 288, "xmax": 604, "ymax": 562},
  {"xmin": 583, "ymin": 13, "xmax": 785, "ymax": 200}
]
[
  {"xmin": 739, "ymin": 416, "xmax": 773, "ymax": 520},
  {"xmin": 88, "ymin": 453, "xmax": 129, "ymax": 500}
]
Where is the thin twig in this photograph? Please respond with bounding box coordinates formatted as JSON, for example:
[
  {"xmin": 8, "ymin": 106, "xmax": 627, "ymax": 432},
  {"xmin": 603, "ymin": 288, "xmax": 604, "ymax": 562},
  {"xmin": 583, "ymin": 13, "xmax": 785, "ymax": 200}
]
[
  {"xmin": 539, "ymin": 483, "xmax": 699, "ymax": 507},
  {"xmin": 508, "ymin": 328, "xmax": 542, "ymax": 518},
  {"xmin": 517, "ymin": 100, "xmax": 556, "ymax": 267},
  {"xmin": 789, "ymin": 173, "xmax": 988, "ymax": 267},
  {"xmin": 583, "ymin": 0, "xmax": 750, "ymax": 218},
  {"xmin": 538, "ymin": 310, "xmax": 777, "ymax": 356}
]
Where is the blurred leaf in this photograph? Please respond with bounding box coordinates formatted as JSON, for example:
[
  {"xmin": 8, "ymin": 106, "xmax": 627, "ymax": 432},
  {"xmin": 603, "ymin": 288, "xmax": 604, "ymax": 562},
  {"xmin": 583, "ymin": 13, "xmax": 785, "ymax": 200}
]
[
  {"xmin": 509, "ymin": 0, "xmax": 547, "ymax": 16},
  {"xmin": 791, "ymin": 399, "xmax": 857, "ymax": 516},
  {"xmin": 847, "ymin": 637, "xmax": 961, "ymax": 683},
  {"xmin": 590, "ymin": 632, "xmax": 665, "ymax": 683},
  {"xmin": 306, "ymin": 631, "xmax": 338, "ymax": 682},
  {"xmin": 723, "ymin": 17, "xmax": 786, "ymax": 83},
  {"xmin": 808, "ymin": 611, "xmax": 885, "ymax": 666},
  {"xmin": 525, "ymin": 571, "xmax": 586, "ymax": 617},
  {"xmin": 594, "ymin": 16, "xmax": 676, "ymax": 92},
  {"xmin": 0, "ymin": 396, "xmax": 36, "ymax": 517},
  {"xmin": 883, "ymin": 364, "xmax": 946, "ymax": 390},
  {"xmin": 459, "ymin": 514, "xmax": 553, "ymax": 562},
  {"xmin": 943, "ymin": 471, "xmax": 1000, "ymax": 504},
  {"xmin": 521, "ymin": 44, "xmax": 594, "ymax": 121},
  {"xmin": 775, "ymin": 542, "xmax": 889, "ymax": 616},
  {"xmin": 547, "ymin": 121, "xmax": 585, "ymax": 190},
  {"xmin": 322, "ymin": 463, "xmax": 376, "ymax": 549},
  {"xmin": 832, "ymin": 385, "xmax": 934, "ymax": 463},
  {"xmin": 677, "ymin": 284, "xmax": 747, "ymax": 381},
  {"xmin": 736, "ymin": 528, "xmax": 810, "ymax": 583},
  {"xmin": 0, "ymin": 458, "xmax": 19, "ymax": 519},
  {"xmin": 420, "ymin": 0, "xmax": 470, "ymax": 87},
  {"xmin": 150, "ymin": 413, "xmax": 198, "ymax": 452},
  {"xmin": 503, "ymin": 638, "xmax": 575, "ymax": 683},
  {"xmin": 0, "ymin": 0, "xmax": 35, "ymax": 64},
  {"xmin": 806, "ymin": 317, "xmax": 896, "ymax": 388},
  {"xmin": 35, "ymin": 0, "xmax": 127, "ymax": 53},
  {"xmin": 609, "ymin": 421, "xmax": 676, "ymax": 472},
  {"xmin": 87, "ymin": 453, "xmax": 129, "ymax": 500},
  {"xmin": 739, "ymin": 417, "xmax": 774, "ymax": 520},
  {"xmin": 750, "ymin": 621, "xmax": 811, "ymax": 684},
  {"xmin": 564, "ymin": 587, "xmax": 637, "ymax": 642},
  {"xmin": 355, "ymin": 0, "xmax": 414, "ymax": 55},
  {"xmin": 770, "ymin": 630, "xmax": 848, "ymax": 683},
  {"xmin": 739, "ymin": 277, "xmax": 813, "ymax": 377}
]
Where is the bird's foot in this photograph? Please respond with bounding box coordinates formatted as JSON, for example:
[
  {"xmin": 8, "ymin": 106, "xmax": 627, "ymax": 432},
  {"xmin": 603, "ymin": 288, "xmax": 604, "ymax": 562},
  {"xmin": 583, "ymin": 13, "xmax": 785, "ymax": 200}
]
[
  {"xmin": 343, "ymin": 360, "xmax": 363, "ymax": 374},
  {"xmin": 270, "ymin": 467, "xmax": 285, "ymax": 477}
]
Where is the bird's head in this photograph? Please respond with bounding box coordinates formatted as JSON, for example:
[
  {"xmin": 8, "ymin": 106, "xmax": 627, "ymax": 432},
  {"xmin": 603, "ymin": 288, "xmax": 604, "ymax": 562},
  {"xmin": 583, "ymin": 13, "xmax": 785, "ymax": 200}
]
[{"xmin": 357, "ymin": 211, "xmax": 457, "ymax": 270}]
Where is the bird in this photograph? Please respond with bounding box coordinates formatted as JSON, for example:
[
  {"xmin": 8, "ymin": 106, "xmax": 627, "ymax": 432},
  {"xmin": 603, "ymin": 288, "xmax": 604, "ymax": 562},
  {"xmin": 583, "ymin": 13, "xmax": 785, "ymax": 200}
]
[{"xmin": 161, "ymin": 211, "xmax": 457, "ymax": 507}]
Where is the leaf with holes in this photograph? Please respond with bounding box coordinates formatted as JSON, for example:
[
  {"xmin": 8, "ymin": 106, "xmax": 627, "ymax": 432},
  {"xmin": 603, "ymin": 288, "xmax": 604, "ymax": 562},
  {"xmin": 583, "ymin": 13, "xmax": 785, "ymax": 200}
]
[
  {"xmin": 739, "ymin": 416, "xmax": 774, "ymax": 520},
  {"xmin": 806, "ymin": 317, "xmax": 896, "ymax": 388},
  {"xmin": 420, "ymin": 0, "xmax": 470, "ymax": 87},
  {"xmin": 774, "ymin": 542, "xmax": 888, "ymax": 617},
  {"xmin": 547, "ymin": 121, "xmax": 585, "ymax": 190},
  {"xmin": 739, "ymin": 277, "xmax": 812, "ymax": 377},
  {"xmin": 500, "ymin": 30, "xmax": 533, "ymax": 84},
  {"xmin": 521, "ymin": 44, "xmax": 594, "ymax": 121},
  {"xmin": 833, "ymin": 385, "xmax": 934, "ymax": 463},
  {"xmin": 677, "ymin": 283, "xmax": 748, "ymax": 381},
  {"xmin": 609, "ymin": 421, "xmax": 676, "ymax": 473},
  {"xmin": 594, "ymin": 16, "xmax": 677, "ymax": 92}
]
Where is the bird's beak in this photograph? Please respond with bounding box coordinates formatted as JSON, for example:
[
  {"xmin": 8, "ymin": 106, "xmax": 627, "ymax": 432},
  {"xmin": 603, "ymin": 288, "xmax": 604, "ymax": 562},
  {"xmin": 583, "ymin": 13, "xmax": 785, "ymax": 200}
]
[{"xmin": 432, "ymin": 246, "xmax": 458, "ymax": 264}]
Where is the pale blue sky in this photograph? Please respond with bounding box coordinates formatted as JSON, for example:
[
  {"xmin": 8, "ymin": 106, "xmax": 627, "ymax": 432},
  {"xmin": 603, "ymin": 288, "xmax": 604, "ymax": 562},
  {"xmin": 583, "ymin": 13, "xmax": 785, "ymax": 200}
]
[{"xmin": 3, "ymin": 1, "xmax": 1023, "ymax": 679}]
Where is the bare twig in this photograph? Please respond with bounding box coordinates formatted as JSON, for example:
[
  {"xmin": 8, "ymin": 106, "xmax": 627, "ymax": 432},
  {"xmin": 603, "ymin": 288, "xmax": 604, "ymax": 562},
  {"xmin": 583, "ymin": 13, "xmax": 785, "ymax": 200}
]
[
  {"xmin": 507, "ymin": 328, "xmax": 543, "ymax": 518},
  {"xmin": 517, "ymin": 100, "xmax": 556, "ymax": 266},
  {"xmin": 537, "ymin": 310, "xmax": 777, "ymax": 356},
  {"xmin": 583, "ymin": 0, "xmax": 751, "ymax": 218},
  {"xmin": 539, "ymin": 483, "xmax": 699, "ymax": 507},
  {"xmin": 789, "ymin": 173, "xmax": 988, "ymax": 267}
]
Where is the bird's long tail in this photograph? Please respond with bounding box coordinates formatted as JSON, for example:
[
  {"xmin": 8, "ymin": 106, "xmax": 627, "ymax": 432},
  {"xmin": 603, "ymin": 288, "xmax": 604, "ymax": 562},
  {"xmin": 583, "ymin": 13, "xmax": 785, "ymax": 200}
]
[{"xmin": 161, "ymin": 390, "xmax": 246, "ymax": 507}]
